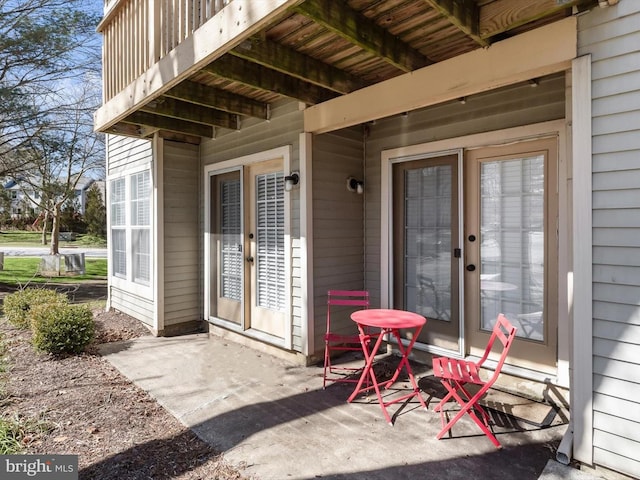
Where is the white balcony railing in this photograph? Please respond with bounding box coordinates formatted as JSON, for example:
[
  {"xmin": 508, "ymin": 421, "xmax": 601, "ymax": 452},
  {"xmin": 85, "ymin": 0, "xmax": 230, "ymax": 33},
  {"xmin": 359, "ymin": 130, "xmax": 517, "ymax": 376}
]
[{"xmin": 99, "ymin": 0, "xmax": 233, "ymax": 102}]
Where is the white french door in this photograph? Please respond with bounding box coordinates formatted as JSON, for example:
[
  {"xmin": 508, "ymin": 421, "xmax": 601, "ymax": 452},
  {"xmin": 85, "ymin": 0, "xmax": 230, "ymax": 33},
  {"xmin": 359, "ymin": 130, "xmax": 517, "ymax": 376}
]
[
  {"xmin": 392, "ymin": 153, "xmax": 462, "ymax": 353},
  {"xmin": 390, "ymin": 136, "xmax": 559, "ymax": 374},
  {"xmin": 208, "ymin": 158, "xmax": 287, "ymax": 340},
  {"xmin": 247, "ymin": 159, "xmax": 286, "ymax": 338},
  {"xmin": 464, "ymin": 138, "xmax": 558, "ymax": 373}
]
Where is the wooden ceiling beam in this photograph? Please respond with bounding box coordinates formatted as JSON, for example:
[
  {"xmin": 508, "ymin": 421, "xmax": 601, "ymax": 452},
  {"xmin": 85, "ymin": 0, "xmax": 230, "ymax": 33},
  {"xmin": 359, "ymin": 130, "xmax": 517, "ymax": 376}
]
[
  {"xmin": 202, "ymin": 55, "xmax": 336, "ymax": 105},
  {"xmin": 423, "ymin": 0, "xmax": 487, "ymax": 47},
  {"xmin": 231, "ymin": 37, "xmax": 366, "ymax": 94},
  {"xmin": 294, "ymin": 0, "xmax": 430, "ymax": 72},
  {"xmin": 104, "ymin": 122, "xmax": 144, "ymax": 138},
  {"xmin": 165, "ymin": 80, "xmax": 270, "ymax": 119},
  {"xmin": 157, "ymin": 131, "xmax": 202, "ymax": 145},
  {"xmin": 139, "ymin": 126, "xmax": 161, "ymax": 138},
  {"xmin": 141, "ymin": 97, "xmax": 240, "ymax": 130},
  {"xmin": 479, "ymin": 0, "xmax": 596, "ymax": 39},
  {"xmin": 122, "ymin": 112, "xmax": 214, "ymax": 138}
]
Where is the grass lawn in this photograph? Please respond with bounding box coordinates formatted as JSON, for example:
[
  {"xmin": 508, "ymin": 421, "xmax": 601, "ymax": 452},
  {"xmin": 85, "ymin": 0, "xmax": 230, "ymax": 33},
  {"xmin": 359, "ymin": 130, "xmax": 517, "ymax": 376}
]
[
  {"xmin": 0, "ymin": 231, "xmax": 42, "ymax": 244},
  {"xmin": 0, "ymin": 230, "xmax": 106, "ymax": 248},
  {"xmin": 0, "ymin": 257, "xmax": 107, "ymax": 286}
]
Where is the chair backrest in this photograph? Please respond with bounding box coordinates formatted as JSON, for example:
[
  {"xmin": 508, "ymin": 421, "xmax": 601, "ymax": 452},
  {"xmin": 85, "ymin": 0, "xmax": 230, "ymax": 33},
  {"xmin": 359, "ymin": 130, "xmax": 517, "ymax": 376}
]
[
  {"xmin": 477, "ymin": 314, "xmax": 517, "ymax": 382},
  {"xmin": 326, "ymin": 290, "xmax": 369, "ymax": 333}
]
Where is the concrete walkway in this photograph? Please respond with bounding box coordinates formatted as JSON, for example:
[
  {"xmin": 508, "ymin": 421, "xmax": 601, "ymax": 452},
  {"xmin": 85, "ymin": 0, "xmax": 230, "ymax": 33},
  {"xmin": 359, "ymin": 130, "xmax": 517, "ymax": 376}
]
[{"xmin": 100, "ymin": 333, "xmax": 603, "ymax": 480}]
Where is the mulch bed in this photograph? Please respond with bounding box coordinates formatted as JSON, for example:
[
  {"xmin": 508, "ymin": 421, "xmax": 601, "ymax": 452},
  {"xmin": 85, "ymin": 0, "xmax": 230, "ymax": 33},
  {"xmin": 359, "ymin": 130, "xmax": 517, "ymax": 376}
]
[{"xmin": 0, "ymin": 304, "xmax": 252, "ymax": 480}]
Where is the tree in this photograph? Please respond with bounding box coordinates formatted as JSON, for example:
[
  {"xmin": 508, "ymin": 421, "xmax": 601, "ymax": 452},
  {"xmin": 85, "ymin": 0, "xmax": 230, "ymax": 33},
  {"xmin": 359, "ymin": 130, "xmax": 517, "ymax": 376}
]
[
  {"xmin": 84, "ymin": 183, "xmax": 106, "ymax": 237},
  {"xmin": 13, "ymin": 80, "xmax": 104, "ymax": 254},
  {"xmin": 0, "ymin": 0, "xmax": 101, "ymax": 178},
  {"xmin": 60, "ymin": 199, "xmax": 86, "ymax": 234}
]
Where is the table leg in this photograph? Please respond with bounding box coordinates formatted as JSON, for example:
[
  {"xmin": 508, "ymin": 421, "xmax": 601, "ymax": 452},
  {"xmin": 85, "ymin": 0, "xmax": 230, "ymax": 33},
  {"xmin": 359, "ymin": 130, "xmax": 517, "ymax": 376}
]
[
  {"xmin": 385, "ymin": 327, "xmax": 428, "ymax": 412},
  {"xmin": 347, "ymin": 326, "xmax": 385, "ymax": 404}
]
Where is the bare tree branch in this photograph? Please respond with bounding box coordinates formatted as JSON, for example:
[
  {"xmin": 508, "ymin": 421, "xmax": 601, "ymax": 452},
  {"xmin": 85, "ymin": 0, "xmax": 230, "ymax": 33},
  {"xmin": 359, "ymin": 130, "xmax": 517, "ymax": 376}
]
[
  {"xmin": 7, "ymin": 77, "xmax": 104, "ymax": 253},
  {"xmin": 0, "ymin": 0, "xmax": 101, "ymax": 178}
]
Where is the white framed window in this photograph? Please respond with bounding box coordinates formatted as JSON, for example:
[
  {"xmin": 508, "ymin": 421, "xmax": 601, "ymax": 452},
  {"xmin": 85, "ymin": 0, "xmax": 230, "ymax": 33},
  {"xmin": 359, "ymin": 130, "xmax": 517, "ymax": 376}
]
[{"xmin": 109, "ymin": 169, "xmax": 152, "ymax": 289}]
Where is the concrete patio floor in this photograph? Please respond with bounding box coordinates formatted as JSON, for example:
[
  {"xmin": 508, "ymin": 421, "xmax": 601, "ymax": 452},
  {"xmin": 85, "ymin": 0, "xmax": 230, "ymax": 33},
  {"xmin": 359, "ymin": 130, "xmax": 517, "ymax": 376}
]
[{"xmin": 100, "ymin": 332, "xmax": 597, "ymax": 480}]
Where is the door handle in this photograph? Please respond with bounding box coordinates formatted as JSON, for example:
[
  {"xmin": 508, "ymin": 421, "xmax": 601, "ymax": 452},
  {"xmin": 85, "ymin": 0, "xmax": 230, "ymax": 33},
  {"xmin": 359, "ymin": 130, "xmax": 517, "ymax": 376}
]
[
  {"xmin": 466, "ymin": 264, "xmax": 476, "ymax": 272},
  {"xmin": 246, "ymin": 256, "xmax": 254, "ymax": 263}
]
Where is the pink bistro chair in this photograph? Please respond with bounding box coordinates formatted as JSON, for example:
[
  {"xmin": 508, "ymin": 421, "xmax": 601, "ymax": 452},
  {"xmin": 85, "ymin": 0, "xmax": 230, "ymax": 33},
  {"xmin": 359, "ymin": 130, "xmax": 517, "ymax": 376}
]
[
  {"xmin": 323, "ymin": 290, "xmax": 372, "ymax": 389},
  {"xmin": 432, "ymin": 314, "xmax": 518, "ymax": 448}
]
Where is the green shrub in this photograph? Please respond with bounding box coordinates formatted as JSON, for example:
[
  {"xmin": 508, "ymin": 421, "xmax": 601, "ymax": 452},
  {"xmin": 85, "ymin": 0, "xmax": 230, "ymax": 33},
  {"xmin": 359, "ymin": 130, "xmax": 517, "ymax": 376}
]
[
  {"xmin": 2, "ymin": 288, "xmax": 68, "ymax": 329},
  {"xmin": 31, "ymin": 304, "xmax": 95, "ymax": 354}
]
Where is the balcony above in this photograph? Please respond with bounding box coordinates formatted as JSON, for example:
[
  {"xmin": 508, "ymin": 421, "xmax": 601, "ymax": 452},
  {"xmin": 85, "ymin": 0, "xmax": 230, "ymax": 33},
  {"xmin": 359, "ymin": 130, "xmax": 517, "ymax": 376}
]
[{"xmin": 95, "ymin": 0, "xmax": 601, "ymax": 143}]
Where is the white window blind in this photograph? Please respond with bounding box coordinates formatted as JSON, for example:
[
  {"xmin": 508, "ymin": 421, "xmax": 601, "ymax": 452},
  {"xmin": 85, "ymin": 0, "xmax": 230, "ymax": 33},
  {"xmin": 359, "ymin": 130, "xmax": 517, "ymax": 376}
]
[
  {"xmin": 132, "ymin": 229, "xmax": 150, "ymax": 284},
  {"xmin": 110, "ymin": 178, "xmax": 126, "ymax": 277},
  {"xmin": 112, "ymin": 229, "xmax": 126, "ymax": 277},
  {"xmin": 131, "ymin": 171, "xmax": 150, "ymax": 226},
  {"xmin": 255, "ymin": 172, "xmax": 285, "ymax": 312},
  {"xmin": 220, "ymin": 179, "xmax": 242, "ymax": 301},
  {"xmin": 111, "ymin": 178, "xmax": 126, "ymax": 226},
  {"xmin": 131, "ymin": 171, "xmax": 151, "ymax": 285}
]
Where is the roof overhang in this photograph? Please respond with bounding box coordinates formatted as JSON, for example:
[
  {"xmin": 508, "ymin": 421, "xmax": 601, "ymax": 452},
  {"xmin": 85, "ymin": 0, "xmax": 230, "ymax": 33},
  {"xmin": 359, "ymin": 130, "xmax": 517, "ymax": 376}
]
[{"xmin": 95, "ymin": 0, "xmax": 596, "ymax": 142}]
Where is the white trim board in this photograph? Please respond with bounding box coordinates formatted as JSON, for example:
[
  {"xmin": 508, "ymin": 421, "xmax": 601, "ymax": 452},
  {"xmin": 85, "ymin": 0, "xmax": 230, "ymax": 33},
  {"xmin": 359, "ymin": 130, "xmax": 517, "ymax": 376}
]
[
  {"xmin": 571, "ymin": 54, "xmax": 594, "ymax": 466},
  {"xmin": 299, "ymin": 132, "xmax": 314, "ymax": 357},
  {"xmin": 153, "ymin": 134, "xmax": 165, "ymax": 333},
  {"xmin": 305, "ymin": 17, "xmax": 576, "ymax": 134}
]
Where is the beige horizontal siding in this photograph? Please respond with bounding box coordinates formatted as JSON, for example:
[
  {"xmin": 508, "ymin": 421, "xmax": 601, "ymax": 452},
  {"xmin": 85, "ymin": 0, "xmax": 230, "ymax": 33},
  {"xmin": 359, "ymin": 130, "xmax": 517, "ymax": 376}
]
[
  {"xmin": 107, "ymin": 135, "xmax": 152, "ymax": 174},
  {"xmin": 110, "ymin": 286, "xmax": 154, "ymax": 326},
  {"xmin": 312, "ymin": 127, "xmax": 365, "ymax": 354},
  {"xmin": 163, "ymin": 140, "xmax": 200, "ymax": 327}
]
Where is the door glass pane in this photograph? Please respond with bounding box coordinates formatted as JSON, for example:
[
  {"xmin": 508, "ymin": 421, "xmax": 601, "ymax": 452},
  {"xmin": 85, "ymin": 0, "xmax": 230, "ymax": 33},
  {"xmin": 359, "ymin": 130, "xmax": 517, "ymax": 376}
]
[
  {"xmin": 220, "ymin": 178, "xmax": 242, "ymax": 302},
  {"xmin": 480, "ymin": 155, "xmax": 544, "ymax": 341},
  {"xmin": 255, "ymin": 171, "xmax": 285, "ymax": 312},
  {"xmin": 404, "ymin": 165, "xmax": 452, "ymax": 321}
]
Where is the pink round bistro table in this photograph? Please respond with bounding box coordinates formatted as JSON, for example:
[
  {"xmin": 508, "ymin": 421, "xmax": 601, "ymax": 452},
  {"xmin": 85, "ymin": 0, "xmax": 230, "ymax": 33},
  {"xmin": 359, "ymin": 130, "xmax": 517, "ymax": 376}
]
[
  {"xmin": 351, "ymin": 308, "xmax": 426, "ymax": 330},
  {"xmin": 348, "ymin": 309, "xmax": 428, "ymax": 425}
]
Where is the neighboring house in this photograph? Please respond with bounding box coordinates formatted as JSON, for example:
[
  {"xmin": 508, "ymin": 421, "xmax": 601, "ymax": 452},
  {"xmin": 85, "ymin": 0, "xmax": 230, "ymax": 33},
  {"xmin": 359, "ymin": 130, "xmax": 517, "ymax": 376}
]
[
  {"xmin": 1, "ymin": 179, "xmax": 39, "ymax": 218},
  {"xmin": 0, "ymin": 177, "xmax": 100, "ymax": 219},
  {"xmin": 94, "ymin": 1, "xmax": 639, "ymax": 478},
  {"xmin": 72, "ymin": 176, "xmax": 93, "ymax": 215}
]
